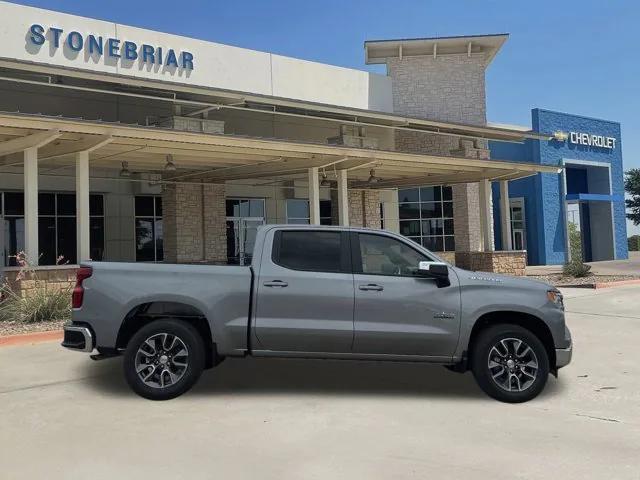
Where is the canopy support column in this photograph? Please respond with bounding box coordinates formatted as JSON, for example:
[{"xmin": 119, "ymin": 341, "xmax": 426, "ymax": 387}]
[
  {"xmin": 479, "ymin": 179, "xmax": 494, "ymax": 251},
  {"xmin": 337, "ymin": 169, "xmax": 349, "ymax": 226},
  {"xmin": 23, "ymin": 147, "xmax": 39, "ymax": 265},
  {"xmin": 76, "ymin": 150, "xmax": 91, "ymax": 262},
  {"xmin": 308, "ymin": 167, "xmax": 320, "ymax": 225},
  {"xmin": 500, "ymin": 180, "xmax": 513, "ymax": 250}
]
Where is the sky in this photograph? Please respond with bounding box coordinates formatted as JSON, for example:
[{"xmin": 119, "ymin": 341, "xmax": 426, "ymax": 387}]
[{"xmin": 12, "ymin": 0, "xmax": 640, "ymax": 234}]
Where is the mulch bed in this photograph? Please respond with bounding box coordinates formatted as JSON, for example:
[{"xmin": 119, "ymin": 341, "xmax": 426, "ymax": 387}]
[
  {"xmin": 0, "ymin": 319, "xmax": 66, "ymax": 337},
  {"xmin": 528, "ymin": 274, "xmax": 640, "ymax": 288}
]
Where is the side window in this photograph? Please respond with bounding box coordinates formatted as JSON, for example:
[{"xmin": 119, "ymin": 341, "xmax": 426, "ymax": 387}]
[
  {"xmin": 358, "ymin": 233, "xmax": 430, "ymax": 277},
  {"xmin": 275, "ymin": 231, "xmax": 344, "ymax": 273}
]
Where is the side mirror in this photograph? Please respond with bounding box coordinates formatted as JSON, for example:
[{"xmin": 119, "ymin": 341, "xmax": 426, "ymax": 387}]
[{"xmin": 418, "ymin": 261, "xmax": 449, "ymax": 279}]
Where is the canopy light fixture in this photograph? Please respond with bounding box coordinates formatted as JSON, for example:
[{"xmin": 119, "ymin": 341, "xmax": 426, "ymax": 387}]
[
  {"xmin": 164, "ymin": 154, "xmax": 177, "ymax": 171},
  {"xmin": 119, "ymin": 161, "xmax": 131, "ymax": 178},
  {"xmin": 320, "ymin": 172, "xmax": 331, "ymax": 187},
  {"xmin": 367, "ymin": 169, "xmax": 379, "ymax": 184}
]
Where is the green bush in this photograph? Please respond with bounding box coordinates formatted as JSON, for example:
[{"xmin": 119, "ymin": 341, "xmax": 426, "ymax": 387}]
[{"xmin": 629, "ymin": 235, "xmax": 640, "ymax": 252}]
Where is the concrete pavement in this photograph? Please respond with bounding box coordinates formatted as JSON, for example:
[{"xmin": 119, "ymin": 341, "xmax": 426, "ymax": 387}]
[{"xmin": 1, "ymin": 285, "xmax": 639, "ymax": 479}]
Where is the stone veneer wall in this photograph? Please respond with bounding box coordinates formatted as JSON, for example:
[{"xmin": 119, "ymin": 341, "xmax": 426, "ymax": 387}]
[
  {"xmin": 2, "ymin": 267, "xmax": 77, "ymax": 298},
  {"xmin": 386, "ymin": 53, "xmax": 492, "ymax": 252},
  {"xmin": 348, "ymin": 190, "xmax": 381, "ymax": 228},
  {"xmin": 435, "ymin": 251, "xmax": 456, "ymax": 265},
  {"xmin": 455, "ymin": 251, "xmax": 527, "ymax": 276},
  {"xmin": 203, "ymin": 184, "xmax": 228, "ymax": 263},
  {"xmin": 163, "ymin": 183, "xmax": 227, "ymax": 263}
]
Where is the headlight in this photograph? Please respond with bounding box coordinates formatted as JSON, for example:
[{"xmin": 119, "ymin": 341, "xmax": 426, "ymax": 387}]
[{"xmin": 547, "ymin": 289, "xmax": 564, "ymax": 310}]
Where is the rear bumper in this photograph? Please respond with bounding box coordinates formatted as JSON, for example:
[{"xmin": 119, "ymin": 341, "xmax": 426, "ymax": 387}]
[
  {"xmin": 555, "ymin": 342, "xmax": 572, "ymax": 368},
  {"xmin": 61, "ymin": 324, "xmax": 94, "ymax": 353}
]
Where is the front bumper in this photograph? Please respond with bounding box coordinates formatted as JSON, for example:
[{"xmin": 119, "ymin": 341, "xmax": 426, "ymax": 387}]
[
  {"xmin": 555, "ymin": 341, "xmax": 572, "ymax": 368},
  {"xmin": 61, "ymin": 324, "xmax": 94, "ymax": 352}
]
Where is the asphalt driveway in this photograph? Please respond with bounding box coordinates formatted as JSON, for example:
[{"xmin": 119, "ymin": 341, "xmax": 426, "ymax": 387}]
[{"xmin": 1, "ymin": 286, "xmax": 639, "ymax": 479}]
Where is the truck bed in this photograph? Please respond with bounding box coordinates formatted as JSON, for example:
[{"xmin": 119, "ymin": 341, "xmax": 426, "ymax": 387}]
[{"xmin": 73, "ymin": 261, "xmax": 253, "ymax": 355}]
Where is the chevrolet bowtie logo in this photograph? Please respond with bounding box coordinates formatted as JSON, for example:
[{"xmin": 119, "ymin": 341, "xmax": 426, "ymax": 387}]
[{"xmin": 552, "ymin": 130, "xmax": 568, "ymax": 142}]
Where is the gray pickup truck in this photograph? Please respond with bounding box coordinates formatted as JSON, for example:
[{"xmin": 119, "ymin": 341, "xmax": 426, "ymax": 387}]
[{"xmin": 63, "ymin": 225, "xmax": 572, "ymax": 403}]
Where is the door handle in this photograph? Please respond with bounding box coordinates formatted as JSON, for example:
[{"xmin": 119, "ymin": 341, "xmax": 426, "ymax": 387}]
[
  {"xmin": 263, "ymin": 280, "xmax": 288, "ymax": 288},
  {"xmin": 359, "ymin": 284, "xmax": 383, "ymax": 291}
]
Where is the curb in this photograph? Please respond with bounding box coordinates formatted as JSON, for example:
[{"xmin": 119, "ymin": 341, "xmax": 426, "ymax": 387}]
[
  {"xmin": 0, "ymin": 329, "xmax": 63, "ymax": 347},
  {"xmin": 561, "ymin": 279, "xmax": 640, "ymax": 289},
  {"xmin": 593, "ymin": 279, "xmax": 640, "ymax": 289}
]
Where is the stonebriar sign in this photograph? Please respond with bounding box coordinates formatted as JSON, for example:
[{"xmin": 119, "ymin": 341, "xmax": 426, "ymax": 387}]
[{"xmin": 28, "ymin": 24, "xmax": 194, "ymax": 70}]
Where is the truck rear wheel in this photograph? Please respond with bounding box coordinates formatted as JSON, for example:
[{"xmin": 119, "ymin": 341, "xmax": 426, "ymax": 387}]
[
  {"xmin": 123, "ymin": 319, "xmax": 205, "ymax": 400},
  {"xmin": 471, "ymin": 324, "xmax": 549, "ymax": 403}
]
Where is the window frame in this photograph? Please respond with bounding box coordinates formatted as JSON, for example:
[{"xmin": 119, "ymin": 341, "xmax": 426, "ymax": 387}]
[
  {"xmin": 398, "ymin": 186, "xmax": 455, "ymax": 252},
  {"xmin": 134, "ymin": 195, "xmax": 163, "ymax": 262},
  {"xmin": 1, "ymin": 191, "xmax": 104, "ymax": 266},
  {"xmin": 285, "ymin": 199, "xmax": 333, "ymax": 225},
  {"xmin": 271, "ymin": 229, "xmax": 351, "ymax": 274},
  {"xmin": 350, "ymin": 231, "xmax": 436, "ymax": 278}
]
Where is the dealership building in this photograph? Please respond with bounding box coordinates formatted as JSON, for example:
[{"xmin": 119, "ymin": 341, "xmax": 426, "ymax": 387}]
[{"xmin": 0, "ymin": 1, "xmax": 628, "ymax": 289}]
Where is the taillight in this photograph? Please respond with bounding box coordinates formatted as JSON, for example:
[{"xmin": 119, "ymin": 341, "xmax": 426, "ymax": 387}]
[{"xmin": 72, "ymin": 266, "xmax": 93, "ymax": 309}]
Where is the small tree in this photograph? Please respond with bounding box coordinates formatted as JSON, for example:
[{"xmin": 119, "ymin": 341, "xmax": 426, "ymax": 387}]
[
  {"xmin": 625, "ymin": 169, "xmax": 640, "ymax": 226},
  {"xmin": 563, "ymin": 221, "xmax": 591, "ymax": 277}
]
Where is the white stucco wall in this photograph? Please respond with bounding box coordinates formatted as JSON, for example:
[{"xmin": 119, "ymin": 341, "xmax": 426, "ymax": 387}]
[{"xmin": 0, "ymin": 1, "xmax": 393, "ymax": 112}]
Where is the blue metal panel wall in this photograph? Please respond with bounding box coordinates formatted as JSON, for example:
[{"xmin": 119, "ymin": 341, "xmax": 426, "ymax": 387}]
[
  {"xmin": 490, "ymin": 109, "xmax": 627, "ymax": 265},
  {"xmin": 532, "ymin": 109, "xmax": 627, "ymax": 263}
]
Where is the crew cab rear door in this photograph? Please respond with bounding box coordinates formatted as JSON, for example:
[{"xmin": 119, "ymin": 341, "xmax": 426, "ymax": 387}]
[
  {"xmin": 253, "ymin": 229, "xmax": 354, "ymax": 353},
  {"xmin": 351, "ymin": 232, "xmax": 460, "ymax": 358}
]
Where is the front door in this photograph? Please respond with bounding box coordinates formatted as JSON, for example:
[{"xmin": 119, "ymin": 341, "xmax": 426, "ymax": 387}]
[
  {"xmin": 351, "ymin": 232, "xmax": 460, "ymax": 358},
  {"xmin": 253, "ymin": 229, "xmax": 354, "ymax": 353}
]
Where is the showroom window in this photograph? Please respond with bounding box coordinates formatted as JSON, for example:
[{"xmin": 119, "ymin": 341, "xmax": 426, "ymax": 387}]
[
  {"xmin": 285, "ymin": 199, "xmax": 333, "ymax": 225},
  {"xmin": 1, "ymin": 192, "xmax": 104, "ymax": 266},
  {"xmin": 398, "ymin": 186, "xmax": 455, "ymax": 251},
  {"xmin": 135, "ymin": 196, "xmax": 163, "ymax": 262}
]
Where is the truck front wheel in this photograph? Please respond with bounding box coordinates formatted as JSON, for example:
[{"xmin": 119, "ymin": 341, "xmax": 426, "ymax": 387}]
[
  {"xmin": 471, "ymin": 324, "xmax": 550, "ymax": 403},
  {"xmin": 123, "ymin": 319, "xmax": 205, "ymax": 400}
]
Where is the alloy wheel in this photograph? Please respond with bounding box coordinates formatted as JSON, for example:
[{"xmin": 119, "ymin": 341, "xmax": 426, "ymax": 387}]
[
  {"xmin": 487, "ymin": 337, "xmax": 539, "ymax": 392},
  {"xmin": 134, "ymin": 333, "xmax": 189, "ymax": 389}
]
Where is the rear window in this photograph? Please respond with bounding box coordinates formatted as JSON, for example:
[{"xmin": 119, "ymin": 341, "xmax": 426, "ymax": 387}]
[{"xmin": 274, "ymin": 230, "xmax": 343, "ymax": 272}]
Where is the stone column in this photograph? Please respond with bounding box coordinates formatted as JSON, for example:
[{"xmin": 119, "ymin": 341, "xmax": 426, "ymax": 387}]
[
  {"xmin": 162, "ymin": 183, "xmax": 204, "ymax": 263},
  {"xmin": 348, "ymin": 190, "xmax": 381, "ymax": 228},
  {"xmin": 163, "ymin": 182, "xmax": 228, "ymax": 264},
  {"xmin": 203, "ymin": 184, "xmax": 227, "ymax": 263},
  {"xmin": 386, "ymin": 53, "xmax": 492, "ymax": 254}
]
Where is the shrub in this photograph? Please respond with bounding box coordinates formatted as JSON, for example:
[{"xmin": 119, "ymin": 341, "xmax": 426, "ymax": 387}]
[
  {"xmin": 629, "ymin": 235, "xmax": 640, "ymax": 252},
  {"xmin": 562, "ymin": 260, "xmax": 592, "ymax": 278},
  {"xmin": 0, "ymin": 251, "xmax": 71, "ymax": 323},
  {"xmin": 562, "ymin": 221, "xmax": 591, "ymax": 278},
  {"xmin": 0, "ymin": 284, "xmax": 71, "ymax": 323}
]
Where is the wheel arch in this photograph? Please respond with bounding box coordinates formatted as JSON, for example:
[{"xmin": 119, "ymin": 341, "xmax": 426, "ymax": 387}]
[
  {"xmin": 116, "ymin": 301, "xmax": 217, "ymax": 368},
  {"xmin": 467, "ymin": 311, "xmax": 556, "ymax": 370}
]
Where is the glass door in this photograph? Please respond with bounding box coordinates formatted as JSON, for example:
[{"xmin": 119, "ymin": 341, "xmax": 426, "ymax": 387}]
[
  {"xmin": 225, "ymin": 198, "xmax": 266, "ymax": 265},
  {"xmin": 510, "ymin": 199, "xmax": 526, "ymax": 251},
  {"xmin": 225, "ymin": 218, "xmax": 264, "ymax": 265}
]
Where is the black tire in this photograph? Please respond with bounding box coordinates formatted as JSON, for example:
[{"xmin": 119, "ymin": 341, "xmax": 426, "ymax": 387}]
[
  {"xmin": 123, "ymin": 319, "xmax": 205, "ymax": 400},
  {"xmin": 471, "ymin": 324, "xmax": 550, "ymax": 403}
]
